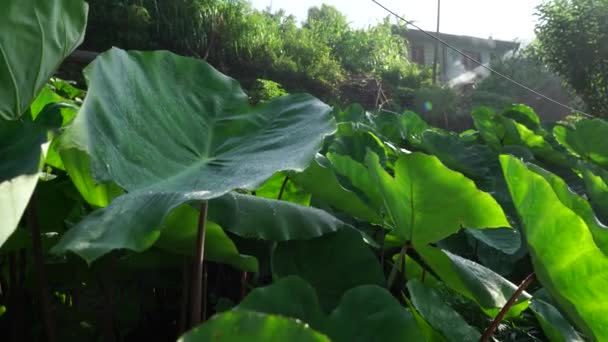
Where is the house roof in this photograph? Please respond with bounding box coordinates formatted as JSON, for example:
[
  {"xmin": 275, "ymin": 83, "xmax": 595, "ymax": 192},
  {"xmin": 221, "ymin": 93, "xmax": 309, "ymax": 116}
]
[{"xmin": 404, "ymin": 29, "xmax": 520, "ymax": 52}]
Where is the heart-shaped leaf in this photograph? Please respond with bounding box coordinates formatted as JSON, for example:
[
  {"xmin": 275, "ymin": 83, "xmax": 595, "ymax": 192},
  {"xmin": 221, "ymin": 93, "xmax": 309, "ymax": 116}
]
[
  {"xmin": 365, "ymin": 151, "xmax": 509, "ymax": 246},
  {"xmin": 235, "ymin": 276, "xmax": 425, "ymax": 342},
  {"xmin": 273, "ymin": 229, "xmax": 385, "ymax": 311},
  {"xmin": 52, "ymin": 48, "xmax": 335, "ymax": 263}
]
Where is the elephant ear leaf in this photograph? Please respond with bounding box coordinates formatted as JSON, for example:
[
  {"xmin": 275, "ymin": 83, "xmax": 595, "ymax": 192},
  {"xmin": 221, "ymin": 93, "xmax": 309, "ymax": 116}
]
[
  {"xmin": 52, "ymin": 48, "xmax": 335, "ymax": 263},
  {"xmin": 365, "ymin": 151, "xmax": 509, "ymax": 247},
  {"xmin": 0, "ymin": 0, "xmax": 88, "ymax": 120},
  {"xmin": 501, "ymin": 155, "xmax": 608, "ymax": 341}
]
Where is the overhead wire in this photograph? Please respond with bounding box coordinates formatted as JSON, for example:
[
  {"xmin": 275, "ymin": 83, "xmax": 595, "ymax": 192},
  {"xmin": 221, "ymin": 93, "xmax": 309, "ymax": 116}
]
[{"xmin": 370, "ymin": 0, "xmax": 595, "ymax": 118}]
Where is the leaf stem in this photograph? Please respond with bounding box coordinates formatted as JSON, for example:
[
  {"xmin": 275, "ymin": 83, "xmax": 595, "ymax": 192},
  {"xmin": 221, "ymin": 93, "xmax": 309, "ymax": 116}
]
[
  {"xmin": 387, "ymin": 243, "xmax": 409, "ymax": 291},
  {"xmin": 189, "ymin": 200, "xmax": 209, "ymax": 328},
  {"xmin": 27, "ymin": 199, "xmax": 56, "ymax": 342},
  {"xmin": 277, "ymin": 176, "xmax": 289, "ymax": 200},
  {"xmin": 480, "ymin": 273, "xmax": 535, "ymax": 342}
]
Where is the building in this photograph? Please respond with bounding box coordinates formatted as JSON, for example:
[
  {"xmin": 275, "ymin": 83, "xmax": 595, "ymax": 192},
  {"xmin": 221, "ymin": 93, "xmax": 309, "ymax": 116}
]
[{"xmin": 404, "ymin": 29, "xmax": 520, "ymax": 86}]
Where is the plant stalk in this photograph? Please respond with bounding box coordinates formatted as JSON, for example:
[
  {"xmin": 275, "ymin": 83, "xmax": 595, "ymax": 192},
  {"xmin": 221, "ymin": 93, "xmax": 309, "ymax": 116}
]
[
  {"xmin": 387, "ymin": 243, "xmax": 409, "ymax": 291},
  {"xmin": 480, "ymin": 273, "xmax": 535, "ymax": 342},
  {"xmin": 189, "ymin": 200, "xmax": 209, "ymax": 328},
  {"xmin": 27, "ymin": 200, "xmax": 56, "ymax": 342},
  {"xmin": 277, "ymin": 176, "xmax": 289, "ymax": 200}
]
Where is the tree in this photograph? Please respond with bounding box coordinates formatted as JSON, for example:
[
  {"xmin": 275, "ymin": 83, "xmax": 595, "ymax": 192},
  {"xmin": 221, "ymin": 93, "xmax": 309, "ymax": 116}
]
[{"xmin": 535, "ymin": 0, "xmax": 608, "ymax": 117}]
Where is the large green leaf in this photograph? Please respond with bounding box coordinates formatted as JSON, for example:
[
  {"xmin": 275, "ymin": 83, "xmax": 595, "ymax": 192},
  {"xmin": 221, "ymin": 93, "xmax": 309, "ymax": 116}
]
[
  {"xmin": 179, "ymin": 310, "xmax": 330, "ymax": 342},
  {"xmin": 365, "ymin": 151, "xmax": 509, "ymax": 246},
  {"xmin": 273, "ymin": 229, "xmax": 385, "ymax": 311},
  {"xmin": 553, "ymin": 119, "xmax": 608, "ymax": 168},
  {"xmin": 501, "ymin": 155, "xmax": 608, "ymax": 340},
  {"xmin": 419, "ymin": 130, "xmax": 496, "ymax": 178},
  {"xmin": 236, "ymin": 276, "xmax": 326, "ymax": 329},
  {"xmin": 418, "ymin": 246, "xmax": 530, "ymax": 317},
  {"xmin": 52, "ymin": 49, "xmax": 335, "ymax": 262},
  {"xmin": 327, "ymin": 285, "xmax": 424, "ymax": 342},
  {"xmin": 407, "ymin": 279, "xmax": 481, "ymax": 342},
  {"xmin": 208, "ymin": 192, "xmax": 344, "ymax": 241},
  {"xmin": 526, "ymin": 163, "xmax": 608, "ymax": 254},
  {"xmin": 0, "ymin": 0, "xmax": 88, "ymax": 120},
  {"xmin": 236, "ymin": 276, "xmax": 425, "ymax": 342}
]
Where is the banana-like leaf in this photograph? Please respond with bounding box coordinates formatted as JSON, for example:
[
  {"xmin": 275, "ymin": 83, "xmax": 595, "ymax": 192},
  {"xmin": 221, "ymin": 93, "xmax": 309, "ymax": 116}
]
[
  {"xmin": 365, "ymin": 151, "xmax": 509, "ymax": 246},
  {"xmin": 52, "ymin": 48, "xmax": 335, "ymax": 263},
  {"xmin": 501, "ymin": 155, "xmax": 608, "ymax": 340},
  {"xmin": 0, "ymin": 0, "xmax": 88, "ymax": 120},
  {"xmin": 179, "ymin": 310, "xmax": 330, "ymax": 342}
]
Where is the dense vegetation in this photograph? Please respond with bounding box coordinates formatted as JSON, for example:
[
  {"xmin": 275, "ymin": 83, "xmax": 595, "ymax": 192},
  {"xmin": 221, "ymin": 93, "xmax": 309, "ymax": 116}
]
[
  {"xmin": 2, "ymin": 0, "xmax": 608, "ymax": 341},
  {"xmin": 534, "ymin": 0, "xmax": 608, "ymax": 117},
  {"xmin": 80, "ymin": 0, "xmax": 431, "ymax": 109}
]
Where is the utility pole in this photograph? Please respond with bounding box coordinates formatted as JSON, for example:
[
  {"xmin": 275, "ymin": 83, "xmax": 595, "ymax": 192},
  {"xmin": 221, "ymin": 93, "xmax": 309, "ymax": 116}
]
[{"xmin": 432, "ymin": 0, "xmax": 441, "ymax": 84}]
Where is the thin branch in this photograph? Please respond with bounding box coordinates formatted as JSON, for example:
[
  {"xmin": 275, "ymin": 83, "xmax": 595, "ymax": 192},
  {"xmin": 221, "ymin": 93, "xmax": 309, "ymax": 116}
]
[
  {"xmin": 27, "ymin": 199, "xmax": 56, "ymax": 342},
  {"xmin": 189, "ymin": 201, "xmax": 209, "ymax": 328},
  {"xmin": 480, "ymin": 273, "xmax": 536, "ymax": 342}
]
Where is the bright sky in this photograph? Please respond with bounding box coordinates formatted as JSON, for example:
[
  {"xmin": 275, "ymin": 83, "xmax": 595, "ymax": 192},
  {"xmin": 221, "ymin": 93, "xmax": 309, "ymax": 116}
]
[{"xmin": 249, "ymin": 0, "xmax": 541, "ymax": 42}]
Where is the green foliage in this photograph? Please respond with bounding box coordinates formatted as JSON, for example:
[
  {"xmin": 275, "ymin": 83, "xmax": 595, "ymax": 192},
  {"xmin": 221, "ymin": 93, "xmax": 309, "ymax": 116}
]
[
  {"xmin": 248, "ymin": 79, "xmax": 288, "ymax": 103},
  {"xmin": 5, "ymin": 2, "xmax": 608, "ymax": 340},
  {"xmin": 535, "ymin": 0, "xmax": 608, "ymax": 116},
  {"xmin": 82, "ymin": 0, "xmax": 430, "ymax": 108}
]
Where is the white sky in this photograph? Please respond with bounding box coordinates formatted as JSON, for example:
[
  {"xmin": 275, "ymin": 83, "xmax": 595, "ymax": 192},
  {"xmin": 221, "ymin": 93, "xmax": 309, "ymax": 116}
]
[{"xmin": 249, "ymin": 0, "xmax": 542, "ymax": 42}]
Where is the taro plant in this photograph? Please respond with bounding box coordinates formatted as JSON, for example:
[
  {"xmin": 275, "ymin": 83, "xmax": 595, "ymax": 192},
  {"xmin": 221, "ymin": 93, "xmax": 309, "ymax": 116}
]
[{"xmin": 2, "ymin": 0, "xmax": 608, "ymax": 341}]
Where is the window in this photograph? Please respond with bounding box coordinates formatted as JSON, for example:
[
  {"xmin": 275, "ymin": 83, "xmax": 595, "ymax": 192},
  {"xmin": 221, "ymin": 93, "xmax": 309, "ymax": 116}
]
[
  {"xmin": 411, "ymin": 45, "xmax": 425, "ymax": 65},
  {"xmin": 462, "ymin": 50, "xmax": 481, "ymax": 70}
]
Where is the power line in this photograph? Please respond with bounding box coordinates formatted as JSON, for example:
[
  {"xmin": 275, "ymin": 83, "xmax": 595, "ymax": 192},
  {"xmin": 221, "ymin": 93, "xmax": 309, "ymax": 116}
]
[{"xmin": 370, "ymin": 0, "xmax": 595, "ymax": 118}]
